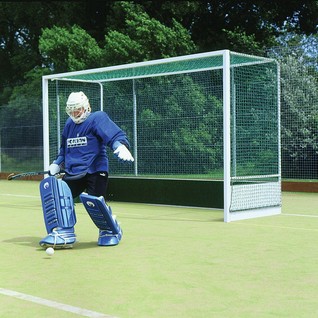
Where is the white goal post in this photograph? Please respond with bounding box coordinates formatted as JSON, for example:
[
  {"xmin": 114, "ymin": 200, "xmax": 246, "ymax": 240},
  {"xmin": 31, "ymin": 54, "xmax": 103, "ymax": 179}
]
[{"xmin": 42, "ymin": 49, "xmax": 281, "ymax": 222}]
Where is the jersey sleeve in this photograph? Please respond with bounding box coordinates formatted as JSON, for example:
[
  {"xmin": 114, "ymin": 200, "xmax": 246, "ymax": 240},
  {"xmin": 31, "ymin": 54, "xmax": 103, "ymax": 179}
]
[
  {"xmin": 53, "ymin": 127, "xmax": 67, "ymax": 166},
  {"xmin": 94, "ymin": 112, "xmax": 130, "ymax": 150}
]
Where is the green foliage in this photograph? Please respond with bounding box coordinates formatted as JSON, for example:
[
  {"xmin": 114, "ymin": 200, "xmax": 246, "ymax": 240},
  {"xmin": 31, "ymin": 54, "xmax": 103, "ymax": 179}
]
[
  {"xmin": 0, "ymin": 86, "xmax": 12, "ymax": 105},
  {"xmin": 8, "ymin": 67, "xmax": 50, "ymax": 120},
  {"xmin": 4, "ymin": 67, "xmax": 51, "ymax": 151},
  {"xmin": 1, "ymin": 0, "xmax": 317, "ymax": 93},
  {"xmin": 223, "ymin": 27, "xmax": 269, "ymax": 55},
  {"xmin": 103, "ymin": 30, "xmax": 145, "ymax": 64},
  {"xmin": 103, "ymin": 2, "xmax": 196, "ymax": 64},
  {"xmin": 231, "ymin": 63, "xmax": 280, "ymax": 176},
  {"xmin": 102, "ymin": 72, "xmax": 223, "ymax": 176},
  {"xmin": 268, "ymin": 39, "xmax": 318, "ymax": 178},
  {"xmin": 1, "ymin": 152, "xmax": 42, "ymax": 171},
  {"xmin": 39, "ymin": 25, "xmax": 103, "ymax": 72},
  {"xmin": 37, "ymin": 3, "xmax": 197, "ymax": 70},
  {"xmin": 135, "ymin": 75, "xmax": 223, "ymax": 175},
  {"xmin": 267, "ymin": 33, "xmax": 318, "ymax": 178},
  {"xmin": 1, "ymin": 1, "xmax": 317, "ymax": 179},
  {"xmin": 189, "ymin": 0, "xmax": 318, "ymax": 52},
  {"xmin": 140, "ymin": 109, "xmax": 161, "ymax": 128},
  {"xmin": 280, "ymin": 56, "xmax": 318, "ymax": 151}
]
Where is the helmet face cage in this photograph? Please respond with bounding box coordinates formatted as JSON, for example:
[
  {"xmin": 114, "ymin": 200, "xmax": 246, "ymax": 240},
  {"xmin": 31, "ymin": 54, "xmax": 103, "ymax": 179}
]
[{"xmin": 66, "ymin": 92, "xmax": 91, "ymax": 124}]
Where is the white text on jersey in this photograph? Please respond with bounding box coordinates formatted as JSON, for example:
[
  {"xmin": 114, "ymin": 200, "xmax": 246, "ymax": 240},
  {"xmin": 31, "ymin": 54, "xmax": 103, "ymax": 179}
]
[{"xmin": 67, "ymin": 137, "xmax": 87, "ymax": 148}]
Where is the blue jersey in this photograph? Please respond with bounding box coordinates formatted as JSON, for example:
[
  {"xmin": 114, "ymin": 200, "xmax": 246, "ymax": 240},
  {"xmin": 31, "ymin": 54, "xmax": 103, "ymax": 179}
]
[{"xmin": 54, "ymin": 111, "xmax": 130, "ymax": 175}]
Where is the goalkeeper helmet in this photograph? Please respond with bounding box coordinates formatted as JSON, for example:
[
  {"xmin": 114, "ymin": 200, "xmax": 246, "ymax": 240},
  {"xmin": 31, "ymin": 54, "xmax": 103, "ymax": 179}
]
[{"xmin": 66, "ymin": 91, "xmax": 91, "ymax": 124}]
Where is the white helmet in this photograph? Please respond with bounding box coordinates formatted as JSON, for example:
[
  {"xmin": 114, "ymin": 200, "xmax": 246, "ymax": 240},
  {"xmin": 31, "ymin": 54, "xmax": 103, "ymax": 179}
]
[{"xmin": 66, "ymin": 91, "xmax": 91, "ymax": 124}]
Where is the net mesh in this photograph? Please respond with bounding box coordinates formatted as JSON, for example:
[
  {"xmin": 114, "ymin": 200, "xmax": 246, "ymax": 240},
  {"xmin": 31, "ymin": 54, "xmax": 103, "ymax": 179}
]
[
  {"xmin": 45, "ymin": 51, "xmax": 280, "ymax": 213},
  {"xmin": 48, "ymin": 55, "xmax": 225, "ymax": 179},
  {"xmin": 229, "ymin": 59, "xmax": 281, "ymax": 211},
  {"xmin": 104, "ymin": 72, "xmax": 224, "ymax": 178}
]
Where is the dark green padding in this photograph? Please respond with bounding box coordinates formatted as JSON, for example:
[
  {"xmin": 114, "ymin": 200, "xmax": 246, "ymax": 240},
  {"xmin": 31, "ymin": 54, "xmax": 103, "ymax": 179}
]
[{"xmin": 106, "ymin": 177, "xmax": 224, "ymax": 209}]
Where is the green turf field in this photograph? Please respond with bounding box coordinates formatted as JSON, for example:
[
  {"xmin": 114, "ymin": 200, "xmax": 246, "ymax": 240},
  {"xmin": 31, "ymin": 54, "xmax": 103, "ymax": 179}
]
[{"xmin": 1, "ymin": 180, "xmax": 318, "ymax": 318}]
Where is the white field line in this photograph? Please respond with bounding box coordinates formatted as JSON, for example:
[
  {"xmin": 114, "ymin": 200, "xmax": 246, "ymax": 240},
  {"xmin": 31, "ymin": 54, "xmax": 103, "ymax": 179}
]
[
  {"xmin": 0, "ymin": 193, "xmax": 38, "ymax": 198},
  {"xmin": 233, "ymin": 222, "xmax": 318, "ymax": 232},
  {"xmin": 0, "ymin": 288, "xmax": 119, "ymax": 318},
  {"xmin": 281, "ymin": 213, "xmax": 318, "ymax": 218}
]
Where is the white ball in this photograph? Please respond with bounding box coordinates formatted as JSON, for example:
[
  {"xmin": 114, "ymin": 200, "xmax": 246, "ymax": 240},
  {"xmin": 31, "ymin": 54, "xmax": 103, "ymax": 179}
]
[{"xmin": 46, "ymin": 247, "xmax": 54, "ymax": 256}]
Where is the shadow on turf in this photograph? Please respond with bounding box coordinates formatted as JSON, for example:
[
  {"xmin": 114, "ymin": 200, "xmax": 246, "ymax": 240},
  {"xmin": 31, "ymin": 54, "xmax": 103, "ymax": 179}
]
[
  {"xmin": 3, "ymin": 236, "xmax": 41, "ymax": 248},
  {"xmin": 70, "ymin": 241, "xmax": 113, "ymax": 249}
]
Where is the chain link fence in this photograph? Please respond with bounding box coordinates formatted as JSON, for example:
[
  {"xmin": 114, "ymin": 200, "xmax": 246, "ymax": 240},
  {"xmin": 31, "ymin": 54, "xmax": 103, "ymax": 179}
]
[{"xmin": 0, "ymin": 48, "xmax": 317, "ymax": 181}]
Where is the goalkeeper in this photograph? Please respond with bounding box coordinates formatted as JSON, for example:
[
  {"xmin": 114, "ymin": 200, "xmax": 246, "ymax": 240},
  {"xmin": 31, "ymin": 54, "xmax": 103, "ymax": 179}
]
[
  {"xmin": 49, "ymin": 91, "xmax": 134, "ymax": 197},
  {"xmin": 39, "ymin": 91, "xmax": 133, "ymax": 248}
]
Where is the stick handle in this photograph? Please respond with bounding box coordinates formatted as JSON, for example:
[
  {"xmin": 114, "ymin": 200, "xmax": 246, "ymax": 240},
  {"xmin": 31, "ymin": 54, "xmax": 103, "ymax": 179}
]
[{"xmin": 7, "ymin": 170, "xmax": 50, "ymax": 180}]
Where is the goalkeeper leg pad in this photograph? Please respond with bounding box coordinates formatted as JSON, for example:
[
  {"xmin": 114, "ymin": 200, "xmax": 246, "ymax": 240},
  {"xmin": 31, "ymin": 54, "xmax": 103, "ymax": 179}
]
[
  {"xmin": 39, "ymin": 176, "xmax": 76, "ymax": 248},
  {"xmin": 80, "ymin": 193, "xmax": 123, "ymax": 246}
]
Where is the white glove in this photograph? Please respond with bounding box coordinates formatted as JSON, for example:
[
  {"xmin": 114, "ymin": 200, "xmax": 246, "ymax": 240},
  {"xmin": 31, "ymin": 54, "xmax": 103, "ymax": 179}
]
[
  {"xmin": 49, "ymin": 163, "xmax": 60, "ymax": 176},
  {"xmin": 113, "ymin": 144, "xmax": 134, "ymax": 162}
]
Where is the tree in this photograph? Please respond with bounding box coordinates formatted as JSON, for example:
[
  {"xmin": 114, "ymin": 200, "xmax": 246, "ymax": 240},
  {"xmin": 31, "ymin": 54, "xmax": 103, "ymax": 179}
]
[
  {"xmin": 0, "ymin": 2, "xmax": 81, "ymax": 87},
  {"xmin": 268, "ymin": 34, "xmax": 318, "ymax": 178},
  {"xmin": 102, "ymin": 2, "xmax": 197, "ymax": 64},
  {"xmin": 180, "ymin": 0, "xmax": 318, "ymax": 53},
  {"xmin": 1, "ymin": 0, "xmax": 318, "ymax": 177},
  {"xmin": 39, "ymin": 25, "xmax": 103, "ymax": 72},
  {"xmin": 1, "ymin": 1, "xmax": 317, "ymax": 91},
  {"xmin": 280, "ymin": 55, "xmax": 318, "ymax": 178},
  {"xmin": 38, "ymin": 2, "xmax": 197, "ymax": 70}
]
